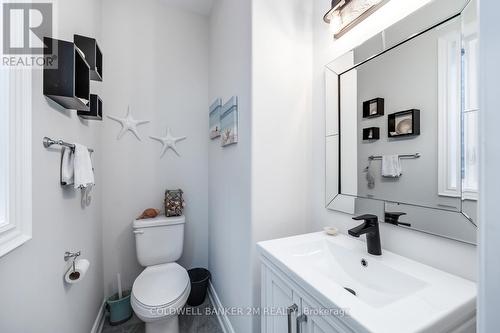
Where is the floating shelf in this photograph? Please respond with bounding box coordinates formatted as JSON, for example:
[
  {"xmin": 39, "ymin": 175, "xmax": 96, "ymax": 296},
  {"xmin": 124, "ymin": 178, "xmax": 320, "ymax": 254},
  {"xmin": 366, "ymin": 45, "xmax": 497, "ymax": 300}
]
[
  {"xmin": 388, "ymin": 109, "xmax": 421, "ymax": 138},
  {"xmin": 362, "ymin": 98, "xmax": 384, "ymax": 118},
  {"xmin": 43, "ymin": 37, "xmax": 90, "ymax": 111},
  {"xmin": 78, "ymin": 94, "xmax": 102, "ymax": 120},
  {"xmin": 363, "ymin": 127, "xmax": 380, "ymax": 140},
  {"xmin": 74, "ymin": 34, "xmax": 102, "ymax": 81}
]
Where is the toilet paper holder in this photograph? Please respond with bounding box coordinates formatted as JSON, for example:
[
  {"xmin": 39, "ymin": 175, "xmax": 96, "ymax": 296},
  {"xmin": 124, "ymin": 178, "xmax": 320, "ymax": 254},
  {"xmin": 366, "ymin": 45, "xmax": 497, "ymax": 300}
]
[{"xmin": 64, "ymin": 251, "xmax": 81, "ymax": 273}]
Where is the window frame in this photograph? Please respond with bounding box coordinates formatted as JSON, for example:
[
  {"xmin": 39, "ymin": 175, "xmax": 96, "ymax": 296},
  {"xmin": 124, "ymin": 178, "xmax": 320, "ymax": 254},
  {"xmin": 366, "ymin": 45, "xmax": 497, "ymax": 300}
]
[
  {"xmin": 0, "ymin": 67, "xmax": 32, "ymax": 257},
  {"xmin": 461, "ymin": 29, "xmax": 479, "ymax": 201},
  {"xmin": 437, "ymin": 31, "xmax": 462, "ymax": 198},
  {"xmin": 0, "ymin": 69, "xmax": 7, "ymax": 228},
  {"xmin": 437, "ymin": 27, "xmax": 479, "ymax": 202}
]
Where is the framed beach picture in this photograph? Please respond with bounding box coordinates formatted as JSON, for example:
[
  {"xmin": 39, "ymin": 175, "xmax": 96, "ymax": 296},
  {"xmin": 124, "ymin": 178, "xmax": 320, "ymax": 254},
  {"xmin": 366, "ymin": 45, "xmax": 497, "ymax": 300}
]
[
  {"xmin": 209, "ymin": 98, "xmax": 222, "ymax": 139},
  {"xmin": 220, "ymin": 96, "xmax": 238, "ymax": 147}
]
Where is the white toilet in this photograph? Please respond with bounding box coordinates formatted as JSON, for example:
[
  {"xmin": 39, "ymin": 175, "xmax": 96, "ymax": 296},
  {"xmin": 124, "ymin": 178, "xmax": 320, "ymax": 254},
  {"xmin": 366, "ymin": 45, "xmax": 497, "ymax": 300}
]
[{"xmin": 131, "ymin": 215, "xmax": 190, "ymax": 333}]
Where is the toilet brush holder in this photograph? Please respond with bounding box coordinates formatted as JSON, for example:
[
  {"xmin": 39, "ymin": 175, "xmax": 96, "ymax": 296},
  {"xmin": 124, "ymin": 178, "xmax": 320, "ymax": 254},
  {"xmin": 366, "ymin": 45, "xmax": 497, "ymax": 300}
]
[{"xmin": 106, "ymin": 290, "xmax": 132, "ymax": 326}]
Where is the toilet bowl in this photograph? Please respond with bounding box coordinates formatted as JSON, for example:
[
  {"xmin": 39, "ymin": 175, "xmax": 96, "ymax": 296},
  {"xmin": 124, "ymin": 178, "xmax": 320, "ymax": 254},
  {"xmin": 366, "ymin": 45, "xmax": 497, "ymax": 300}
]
[
  {"xmin": 131, "ymin": 263, "xmax": 190, "ymax": 333},
  {"xmin": 131, "ymin": 216, "xmax": 189, "ymax": 333}
]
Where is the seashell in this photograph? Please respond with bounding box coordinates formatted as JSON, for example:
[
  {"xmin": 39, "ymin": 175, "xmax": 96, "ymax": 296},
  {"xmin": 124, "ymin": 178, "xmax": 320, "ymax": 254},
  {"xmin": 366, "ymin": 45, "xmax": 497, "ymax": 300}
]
[{"xmin": 138, "ymin": 208, "xmax": 160, "ymax": 220}]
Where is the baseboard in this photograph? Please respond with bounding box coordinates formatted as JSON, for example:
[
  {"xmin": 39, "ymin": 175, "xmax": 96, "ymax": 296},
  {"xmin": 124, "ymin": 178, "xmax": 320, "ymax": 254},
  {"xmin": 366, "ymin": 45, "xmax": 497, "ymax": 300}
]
[
  {"xmin": 208, "ymin": 281, "xmax": 235, "ymax": 333},
  {"xmin": 90, "ymin": 299, "xmax": 106, "ymax": 333}
]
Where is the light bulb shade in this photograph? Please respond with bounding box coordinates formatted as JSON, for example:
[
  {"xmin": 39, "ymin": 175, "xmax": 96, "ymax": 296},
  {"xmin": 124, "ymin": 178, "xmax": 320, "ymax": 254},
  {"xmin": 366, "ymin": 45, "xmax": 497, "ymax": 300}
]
[
  {"xmin": 324, "ymin": 0, "xmax": 385, "ymax": 38},
  {"xmin": 329, "ymin": 11, "xmax": 343, "ymax": 33},
  {"xmin": 323, "ymin": 0, "xmax": 348, "ymax": 23}
]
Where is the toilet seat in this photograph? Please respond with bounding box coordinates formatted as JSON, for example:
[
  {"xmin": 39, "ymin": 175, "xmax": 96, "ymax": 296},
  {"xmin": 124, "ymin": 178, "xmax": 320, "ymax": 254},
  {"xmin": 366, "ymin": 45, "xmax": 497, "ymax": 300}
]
[{"xmin": 131, "ymin": 263, "xmax": 191, "ymax": 322}]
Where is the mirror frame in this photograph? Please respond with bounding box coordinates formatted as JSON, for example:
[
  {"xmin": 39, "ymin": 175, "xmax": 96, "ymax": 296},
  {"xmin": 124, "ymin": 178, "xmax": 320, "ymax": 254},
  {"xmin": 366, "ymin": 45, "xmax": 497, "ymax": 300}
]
[{"xmin": 325, "ymin": 0, "xmax": 477, "ymax": 244}]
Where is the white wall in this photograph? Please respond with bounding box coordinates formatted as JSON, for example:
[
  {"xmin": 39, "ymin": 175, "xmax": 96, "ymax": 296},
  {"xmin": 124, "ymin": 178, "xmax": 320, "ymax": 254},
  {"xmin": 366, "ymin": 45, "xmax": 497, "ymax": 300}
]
[
  {"xmin": 251, "ymin": 0, "xmax": 313, "ymax": 330},
  {"xmin": 312, "ymin": 0, "xmax": 477, "ymax": 281},
  {"xmin": 101, "ymin": 0, "xmax": 209, "ymax": 295},
  {"xmin": 0, "ymin": 1, "xmax": 104, "ymax": 332},
  {"xmin": 478, "ymin": 0, "xmax": 500, "ymax": 331},
  {"xmin": 208, "ymin": 0, "xmax": 253, "ymax": 332},
  {"xmin": 208, "ymin": 1, "xmax": 314, "ymax": 332}
]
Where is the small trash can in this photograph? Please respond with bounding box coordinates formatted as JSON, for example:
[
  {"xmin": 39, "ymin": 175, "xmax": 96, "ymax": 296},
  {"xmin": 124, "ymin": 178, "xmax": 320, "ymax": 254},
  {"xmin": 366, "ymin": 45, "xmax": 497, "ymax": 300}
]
[
  {"xmin": 106, "ymin": 290, "xmax": 133, "ymax": 326},
  {"xmin": 187, "ymin": 268, "xmax": 211, "ymax": 306}
]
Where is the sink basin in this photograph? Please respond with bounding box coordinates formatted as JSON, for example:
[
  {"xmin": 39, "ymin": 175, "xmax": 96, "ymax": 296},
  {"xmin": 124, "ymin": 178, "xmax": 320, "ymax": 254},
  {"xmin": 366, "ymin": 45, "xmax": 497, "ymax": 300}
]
[
  {"xmin": 258, "ymin": 232, "xmax": 476, "ymax": 333},
  {"xmin": 292, "ymin": 240, "xmax": 428, "ymax": 307}
]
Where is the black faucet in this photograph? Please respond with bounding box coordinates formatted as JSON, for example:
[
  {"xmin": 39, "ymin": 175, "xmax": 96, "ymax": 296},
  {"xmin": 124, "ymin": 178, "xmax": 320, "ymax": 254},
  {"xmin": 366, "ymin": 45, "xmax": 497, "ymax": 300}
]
[
  {"xmin": 348, "ymin": 214, "xmax": 382, "ymax": 255},
  {"xmin": 385, "ymin": 212, "xmax": 411, "ymax": 227}
]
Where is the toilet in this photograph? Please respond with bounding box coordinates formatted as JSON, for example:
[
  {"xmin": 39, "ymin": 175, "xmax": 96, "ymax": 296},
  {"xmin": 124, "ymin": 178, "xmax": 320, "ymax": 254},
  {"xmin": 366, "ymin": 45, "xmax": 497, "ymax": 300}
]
[{"xmin": 131, "ymin": 215, "xmax": 190, "ymax": 333}]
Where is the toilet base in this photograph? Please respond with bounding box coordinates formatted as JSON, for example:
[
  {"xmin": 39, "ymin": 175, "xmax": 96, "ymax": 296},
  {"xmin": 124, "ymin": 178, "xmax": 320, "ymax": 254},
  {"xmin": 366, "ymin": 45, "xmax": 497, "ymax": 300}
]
[{"xmin": 145, "ymin": 315, "xmax": 179, "ymax": 333}]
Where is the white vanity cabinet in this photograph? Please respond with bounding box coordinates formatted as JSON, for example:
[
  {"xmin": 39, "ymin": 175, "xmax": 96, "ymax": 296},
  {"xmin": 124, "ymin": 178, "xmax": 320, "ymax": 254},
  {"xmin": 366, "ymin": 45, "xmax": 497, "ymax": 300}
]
[
  {"xmin": 258, "ymin": 232, "xmax": 477, "ymax": 333},
  {"xmin": 261, "ymin": 258, "xmax": 356, "ymax": 333}
]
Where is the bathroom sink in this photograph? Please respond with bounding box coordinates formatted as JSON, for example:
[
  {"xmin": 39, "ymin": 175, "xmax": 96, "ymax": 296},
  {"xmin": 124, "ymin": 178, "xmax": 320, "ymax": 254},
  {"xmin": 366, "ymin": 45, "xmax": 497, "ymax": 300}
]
[
  {"xmin": 258, "ymin": 232, "xmax": 476, "ymax": 333},
  {"xmin": 292, "ymin": 239, "xmax": 428, "ymax": 307}
]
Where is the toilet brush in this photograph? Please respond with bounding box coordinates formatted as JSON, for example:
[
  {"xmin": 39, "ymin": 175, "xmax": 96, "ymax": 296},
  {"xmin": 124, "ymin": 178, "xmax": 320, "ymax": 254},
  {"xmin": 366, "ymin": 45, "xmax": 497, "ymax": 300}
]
[
  {"xmin": 117, "ymin": 273, "xmax": 123, "ymax": 299},
  {"xmin": 107, "ymin": 273, "xmax": 132, "ymax": 326}
]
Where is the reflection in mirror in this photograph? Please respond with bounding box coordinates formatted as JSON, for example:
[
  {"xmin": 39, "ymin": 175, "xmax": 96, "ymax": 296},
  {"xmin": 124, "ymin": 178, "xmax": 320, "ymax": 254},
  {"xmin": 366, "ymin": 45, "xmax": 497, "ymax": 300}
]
[
  {"xmin": 384, "ymin": 201, "xmax": 476, "ymax": 244},
  {"xmin": 325, "ymin": 0, "xmax": 478, "ymax": 243},
  {"xmin": 461, "ymin": 0, "xmax": 478, "ymax": 223},
  {"xmin": 328, "ymin": 195, "xmax": 384, "ymax": 219},
  {"xmin": 340, "ymin": 16, "xmax": 463, "ymax": 212}
]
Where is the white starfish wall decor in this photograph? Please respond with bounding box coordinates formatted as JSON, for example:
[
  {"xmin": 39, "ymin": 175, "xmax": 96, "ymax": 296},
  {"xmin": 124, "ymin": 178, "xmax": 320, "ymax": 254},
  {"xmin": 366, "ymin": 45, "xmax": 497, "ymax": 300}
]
[
  {"xmin": 107, "ymin": 106, "xmax": 150, "ymax": 140},
  {"xmin": 150, "ymin": 128, "xmax": 187, "ymax": 157}
]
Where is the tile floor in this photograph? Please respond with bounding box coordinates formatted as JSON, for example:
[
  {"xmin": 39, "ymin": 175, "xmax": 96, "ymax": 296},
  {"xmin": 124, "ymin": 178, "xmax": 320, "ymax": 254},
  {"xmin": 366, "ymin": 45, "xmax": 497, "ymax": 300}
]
[{"xmin": 102, "ymin": 296, "xmax": 223, "ymax": 333}]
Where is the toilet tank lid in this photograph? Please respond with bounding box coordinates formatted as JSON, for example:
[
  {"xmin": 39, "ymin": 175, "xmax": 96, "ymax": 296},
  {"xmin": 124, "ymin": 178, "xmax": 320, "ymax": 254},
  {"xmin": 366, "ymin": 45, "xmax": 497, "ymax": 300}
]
[{"xmin": 133, "ymin": 215, "xmax": 185, "ymax": 229}]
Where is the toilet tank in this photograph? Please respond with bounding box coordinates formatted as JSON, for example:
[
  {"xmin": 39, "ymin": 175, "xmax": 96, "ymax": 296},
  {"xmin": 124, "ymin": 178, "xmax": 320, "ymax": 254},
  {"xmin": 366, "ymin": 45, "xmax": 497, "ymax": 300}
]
[{"xmin": 133, "ymin": 215, "xmax": 185, "ymax": 267}]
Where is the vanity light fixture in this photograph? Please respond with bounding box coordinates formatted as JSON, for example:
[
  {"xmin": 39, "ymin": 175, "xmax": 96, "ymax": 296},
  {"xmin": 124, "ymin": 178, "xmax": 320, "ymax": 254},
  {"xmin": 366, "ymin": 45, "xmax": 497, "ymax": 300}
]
[{"xmin": 323, "ymin": 0, "xmax": 388, "ymax": 39}]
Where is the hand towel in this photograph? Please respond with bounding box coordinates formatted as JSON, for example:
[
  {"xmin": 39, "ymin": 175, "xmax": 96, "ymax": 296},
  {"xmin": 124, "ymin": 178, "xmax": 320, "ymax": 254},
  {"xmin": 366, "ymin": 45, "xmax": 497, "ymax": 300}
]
[
  {"xmin": 60, "ymin": 147, "xmax": 74, "ymax": 186},
  {"xmin": 364, "ymin": 161, "xmax": 375, "ymax": 188},
  {"xmin": 382, "ymin": 155, "xmax": 402, "ymax": 178},
  {"xmin": 73, "ymin": 144, "xmax": 94, "ymax": 189}
]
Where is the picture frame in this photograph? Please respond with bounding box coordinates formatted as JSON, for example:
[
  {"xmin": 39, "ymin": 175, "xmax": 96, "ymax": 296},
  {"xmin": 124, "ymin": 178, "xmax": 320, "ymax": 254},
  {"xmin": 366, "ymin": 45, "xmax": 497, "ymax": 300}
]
[
  {"xmin": 220, "ymin": 96, "xmax": 238, "ymax": 147},
  {"xmin": 209, "ymin": 98, "xmax": 222, "ymax": 139}
]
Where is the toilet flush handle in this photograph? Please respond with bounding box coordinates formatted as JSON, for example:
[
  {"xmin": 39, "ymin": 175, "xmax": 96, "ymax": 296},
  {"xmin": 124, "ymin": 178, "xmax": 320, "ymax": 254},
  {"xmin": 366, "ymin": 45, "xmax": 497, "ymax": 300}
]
[{"xmin": 133, "ymin": 230, "xmax": 144, "ymax": 235}]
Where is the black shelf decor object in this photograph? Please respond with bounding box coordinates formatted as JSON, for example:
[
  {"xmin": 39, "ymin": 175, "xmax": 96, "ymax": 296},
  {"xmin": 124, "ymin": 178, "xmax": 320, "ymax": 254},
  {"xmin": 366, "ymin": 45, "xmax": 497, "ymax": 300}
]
[
  {"xmin": 363, "ymin": 127, "xmax": 380, "ymax": 140},
  {"xmin": 363, "ymin": 98, "xmax": 384, "ymax": 118},
  {"xmin": 78, "ymin": 94, "xmax": 102, "ymax": 120},
  {"xmin": 43, "ymin": 37, "xmax": 90, "ymax": 111},
  {"xmin": 388, "ymin": 109, "xmax": 420, "ymax": 138},
  {"xmin": 74, "ymin": 34, "xmax": 102, "ymax": 81}
]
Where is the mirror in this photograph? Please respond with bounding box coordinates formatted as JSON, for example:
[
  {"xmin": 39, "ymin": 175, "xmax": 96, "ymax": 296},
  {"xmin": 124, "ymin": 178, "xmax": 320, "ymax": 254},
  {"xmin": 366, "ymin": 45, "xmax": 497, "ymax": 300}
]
[{"xmin": 325, "ymin": 0, "xmax": 477, "ymax": 244}]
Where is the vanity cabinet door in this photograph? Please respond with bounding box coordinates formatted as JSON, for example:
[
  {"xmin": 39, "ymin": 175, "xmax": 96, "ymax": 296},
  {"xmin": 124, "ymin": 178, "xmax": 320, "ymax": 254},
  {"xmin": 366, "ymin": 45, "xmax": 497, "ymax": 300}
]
[
  {"xmin": 298, "ymin": 291, "xmax": 347, "ymax": 333},
  {"xmin": 262, "ymin": 264, "xmax": 299, "ymax": 333}
]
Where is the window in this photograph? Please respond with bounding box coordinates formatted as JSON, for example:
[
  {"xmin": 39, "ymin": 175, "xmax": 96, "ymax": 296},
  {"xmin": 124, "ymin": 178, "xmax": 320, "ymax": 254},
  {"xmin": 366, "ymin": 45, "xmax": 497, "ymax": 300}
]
[
  {"xmin": 0, "ymin": 67, "xmax": 32, "ymax": 257},
  {"xmin": 0, "ymin": 0, "xmax": 33, "ymax": 257},
  {"xmin": 462, "ymin": 33, "xmax": 479, "ymax": 199},
  {"xmin": 438, "ymin": 31, "xmax": 461, "ymax": 197},
  {"xmin": 0, "ymin": 70, "xmax": 7, "ymax": 228},
  {"xmin": 438, "ymin": 27, "xmax": 479, "ymax": 201}
]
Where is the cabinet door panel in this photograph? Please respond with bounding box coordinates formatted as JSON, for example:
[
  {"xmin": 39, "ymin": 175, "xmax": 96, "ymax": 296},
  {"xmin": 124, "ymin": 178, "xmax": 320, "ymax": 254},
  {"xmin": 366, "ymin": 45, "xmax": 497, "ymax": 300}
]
[
  {"xmin": 299, "ymin": 291, "xmax": 347, "ymax": 333},
  {"xmin": 262, "ymin": 265, "xmax": 297, "ymax": 333},
  {"xmin": 309, "ymin": 321, "xmax": 330, "ymax": 333}
]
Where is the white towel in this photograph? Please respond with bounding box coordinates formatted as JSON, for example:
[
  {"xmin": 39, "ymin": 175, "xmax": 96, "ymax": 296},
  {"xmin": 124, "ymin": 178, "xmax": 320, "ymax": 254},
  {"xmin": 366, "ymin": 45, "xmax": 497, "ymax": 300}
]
[
  {"xmin": 73, "ymin": 144, "xmax": 94, "ymax": 189},
  {"xmin": 60, "ymin": 147, "xmax": 74, "ymax": 186},
  {"xmin": 382, "ymin": 155, "xmax": 402, "ymax": 178}
]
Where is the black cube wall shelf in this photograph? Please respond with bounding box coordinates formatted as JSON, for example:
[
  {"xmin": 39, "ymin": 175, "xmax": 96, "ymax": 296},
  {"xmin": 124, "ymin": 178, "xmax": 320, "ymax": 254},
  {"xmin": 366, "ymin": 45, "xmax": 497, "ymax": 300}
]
[
  {"xmin": 388, "ymin": 109, "xmax": 420, "ymax": 138},
  {"xmin": 74, "ymin": 34, "xmax": 102, "ymax": 81},
  {"xmin": 78, "ymin": 94, "xmax": 102, "ymax": 120},
  {"xmin": 363, "ymin": 98, "xmax": 384, "ymax": 118},
  {"xmin": 43, "ymin": 37, "xmax": 90, "ymax": 111},
  {"xmin": 363, "ymin": 127, "xmax": 380, "ymax": 140}
]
